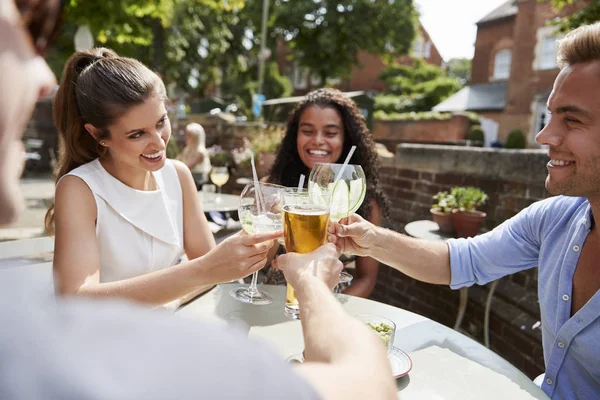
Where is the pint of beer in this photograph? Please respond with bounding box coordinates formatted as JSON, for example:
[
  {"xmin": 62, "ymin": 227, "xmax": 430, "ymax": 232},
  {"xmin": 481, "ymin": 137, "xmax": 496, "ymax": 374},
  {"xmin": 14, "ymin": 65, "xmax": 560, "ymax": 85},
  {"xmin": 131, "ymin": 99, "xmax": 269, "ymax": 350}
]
[{"xmin": 281, "ymin": 189, "xmax": 330, "ymax": 319}]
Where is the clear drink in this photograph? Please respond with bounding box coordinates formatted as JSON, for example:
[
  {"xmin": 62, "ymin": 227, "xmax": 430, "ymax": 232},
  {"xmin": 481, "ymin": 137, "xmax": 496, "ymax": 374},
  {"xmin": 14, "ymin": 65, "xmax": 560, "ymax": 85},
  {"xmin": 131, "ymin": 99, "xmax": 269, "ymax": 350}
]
[{"xmin": 282, "ymin": 204, "xmax": 329, "ymax": 318}]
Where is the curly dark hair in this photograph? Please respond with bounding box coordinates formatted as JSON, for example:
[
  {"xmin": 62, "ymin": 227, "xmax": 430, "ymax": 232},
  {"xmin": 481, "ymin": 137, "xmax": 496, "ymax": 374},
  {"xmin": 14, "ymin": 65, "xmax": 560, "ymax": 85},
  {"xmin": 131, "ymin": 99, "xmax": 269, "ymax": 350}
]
[{"xmin": 267, "ymin": 88, "xmax": 390, "ymax": 221}]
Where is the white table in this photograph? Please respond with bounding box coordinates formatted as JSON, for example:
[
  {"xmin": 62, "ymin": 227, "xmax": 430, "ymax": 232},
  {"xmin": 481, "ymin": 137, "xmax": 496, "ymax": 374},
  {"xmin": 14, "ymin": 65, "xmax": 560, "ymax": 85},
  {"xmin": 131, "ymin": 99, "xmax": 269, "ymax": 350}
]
[
  {"xmin": 177, "ymin": 283, "xmax": 547, "ymax": 399},
  {"xmin": 198, "ymin": 192, "xmax": 240, "ymax": 213}
]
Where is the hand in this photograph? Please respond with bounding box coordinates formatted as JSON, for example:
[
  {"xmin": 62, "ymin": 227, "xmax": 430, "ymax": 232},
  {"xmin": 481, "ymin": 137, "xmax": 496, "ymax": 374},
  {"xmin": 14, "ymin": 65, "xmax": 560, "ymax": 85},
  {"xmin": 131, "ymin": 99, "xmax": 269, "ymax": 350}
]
[
  {"xmin": 275, "ymin": 244, "xmax": 342, "ymax": 290},
  {"xmin": 327, "ymin": 214, "xmax": 377, "ymax": 257},
  {"xmin": 201, "ymin": 230, "xmax": 281, "ymax": 283}
]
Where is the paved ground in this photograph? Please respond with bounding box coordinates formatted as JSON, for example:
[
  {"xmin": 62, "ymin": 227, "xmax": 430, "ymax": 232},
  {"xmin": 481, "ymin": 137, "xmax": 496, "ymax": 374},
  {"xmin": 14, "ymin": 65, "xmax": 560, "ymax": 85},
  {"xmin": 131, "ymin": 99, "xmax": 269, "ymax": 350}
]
[{"xmin": 0, "ymin": 176, "xmax": 55, "ymax": 241}]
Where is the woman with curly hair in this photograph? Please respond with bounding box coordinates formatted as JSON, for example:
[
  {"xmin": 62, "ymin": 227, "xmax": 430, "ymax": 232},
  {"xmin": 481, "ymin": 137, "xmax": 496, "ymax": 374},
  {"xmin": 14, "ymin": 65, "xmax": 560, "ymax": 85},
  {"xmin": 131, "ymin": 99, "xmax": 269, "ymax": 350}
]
[{"xmin": 266, "ymin": 88, "xmax": 390, "ymax": 298}]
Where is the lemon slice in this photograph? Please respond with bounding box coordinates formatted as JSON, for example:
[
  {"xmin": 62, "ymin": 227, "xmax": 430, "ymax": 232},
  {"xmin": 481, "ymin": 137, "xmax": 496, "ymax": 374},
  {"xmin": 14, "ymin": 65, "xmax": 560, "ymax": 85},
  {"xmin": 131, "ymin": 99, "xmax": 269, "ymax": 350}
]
[
  {"xmin": 329, "ymin": 180, "xmax": 350, "ymax": 222},
  {"xmin": 349, "ymin": 179, "xmax": 366, "ymax": 213}
]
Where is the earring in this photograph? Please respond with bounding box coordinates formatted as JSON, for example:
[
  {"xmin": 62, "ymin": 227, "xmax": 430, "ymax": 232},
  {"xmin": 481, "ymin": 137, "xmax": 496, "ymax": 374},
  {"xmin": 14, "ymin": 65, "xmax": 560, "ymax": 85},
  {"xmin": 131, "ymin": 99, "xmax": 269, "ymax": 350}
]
[{"xmin": 100, "ymin": 140, "xmax": 106, "ymax": 146}]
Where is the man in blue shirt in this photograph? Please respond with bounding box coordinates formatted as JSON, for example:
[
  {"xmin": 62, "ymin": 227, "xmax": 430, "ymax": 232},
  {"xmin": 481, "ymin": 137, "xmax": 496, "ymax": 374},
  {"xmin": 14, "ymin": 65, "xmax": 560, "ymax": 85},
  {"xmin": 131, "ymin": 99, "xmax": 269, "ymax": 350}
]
[{"xmin": 329, "ymin": 22, "xmax": 600, "ymax": 400}]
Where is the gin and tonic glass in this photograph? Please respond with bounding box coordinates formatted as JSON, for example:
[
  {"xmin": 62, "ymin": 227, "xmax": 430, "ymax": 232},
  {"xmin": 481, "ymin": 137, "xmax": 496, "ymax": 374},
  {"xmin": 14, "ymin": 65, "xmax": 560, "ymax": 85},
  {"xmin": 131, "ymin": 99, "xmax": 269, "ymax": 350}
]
[{"xmin": 230, "ymin": 182, "xmax": 284, "ymax": 305}]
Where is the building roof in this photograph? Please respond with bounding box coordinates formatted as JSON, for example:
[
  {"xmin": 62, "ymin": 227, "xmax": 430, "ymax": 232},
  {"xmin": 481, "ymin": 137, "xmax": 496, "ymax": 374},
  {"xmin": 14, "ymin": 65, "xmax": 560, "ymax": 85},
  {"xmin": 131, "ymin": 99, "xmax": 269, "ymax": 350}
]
[
  {"xmin": 432, "ymin": 82, "xmax": 508, "ymax": 112},
  {"xmin": 477, "ymin": 0, "xmax": 517, "ymax": 25}
]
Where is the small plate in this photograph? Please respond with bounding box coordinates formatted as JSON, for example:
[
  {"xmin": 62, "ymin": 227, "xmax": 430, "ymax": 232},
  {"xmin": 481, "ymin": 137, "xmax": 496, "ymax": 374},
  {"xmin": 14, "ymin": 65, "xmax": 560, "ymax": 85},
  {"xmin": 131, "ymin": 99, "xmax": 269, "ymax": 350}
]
[
  {"xmin": 286, "ymin": 346, "xmax": 412, "ymax": 378},
  {"xmin": 389, "ymin": 346, "xmax": 412, "ymax": 378}
]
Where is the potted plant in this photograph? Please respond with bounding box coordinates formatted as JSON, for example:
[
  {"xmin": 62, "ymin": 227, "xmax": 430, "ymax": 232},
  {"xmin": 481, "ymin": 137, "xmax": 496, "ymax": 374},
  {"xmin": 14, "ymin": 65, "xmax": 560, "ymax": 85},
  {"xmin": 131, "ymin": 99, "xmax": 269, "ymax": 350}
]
[
  {"xmin": 431, "ymin": 191, "xmax": 457, "ymax": 233},
  {"xmin": 451, "ymin": 186, "xmax": 488, "ymax": 238}
]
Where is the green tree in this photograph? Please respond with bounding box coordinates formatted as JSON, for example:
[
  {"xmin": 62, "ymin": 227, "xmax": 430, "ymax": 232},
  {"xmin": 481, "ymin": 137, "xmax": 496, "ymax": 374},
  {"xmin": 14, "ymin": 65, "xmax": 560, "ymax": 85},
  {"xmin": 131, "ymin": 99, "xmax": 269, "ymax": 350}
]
[
  {"xmin": 375, "ymin": 59, "xmax": 462, "ymax": 113},
  {"xmin": 271, "ymin": 0, "xmax": 418, "ymax": 84},
  {"xmin": 446, "ymin": 58, "xmax": 471, "ymax": 86},
  {"xmin": 548, "ymin": 0, "xmax": 600, "ymax": 31}
]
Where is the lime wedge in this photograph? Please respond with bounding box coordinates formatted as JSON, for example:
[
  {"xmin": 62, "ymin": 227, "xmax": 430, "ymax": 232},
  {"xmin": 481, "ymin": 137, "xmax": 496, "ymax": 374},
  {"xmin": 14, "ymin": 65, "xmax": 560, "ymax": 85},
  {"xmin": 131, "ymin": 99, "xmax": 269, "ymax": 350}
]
[
  {"xmin": 349, "ymin": 179, "xmax": 366, "ymax": 213},
  {"xmin": 329, "ymin": 180, "xmax": 350, "ymax": 222},
  {"xmin": 308, "ymin": 183, "xmax": 329, "ymax": 207}
]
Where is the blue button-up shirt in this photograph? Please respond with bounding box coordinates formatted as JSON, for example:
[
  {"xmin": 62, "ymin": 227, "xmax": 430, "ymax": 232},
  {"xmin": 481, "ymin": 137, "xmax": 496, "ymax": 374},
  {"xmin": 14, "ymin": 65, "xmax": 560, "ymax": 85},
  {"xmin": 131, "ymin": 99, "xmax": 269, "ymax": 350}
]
[{"xmin": 448, "ymin": 196, "xmax": 600, "ymax": 399}]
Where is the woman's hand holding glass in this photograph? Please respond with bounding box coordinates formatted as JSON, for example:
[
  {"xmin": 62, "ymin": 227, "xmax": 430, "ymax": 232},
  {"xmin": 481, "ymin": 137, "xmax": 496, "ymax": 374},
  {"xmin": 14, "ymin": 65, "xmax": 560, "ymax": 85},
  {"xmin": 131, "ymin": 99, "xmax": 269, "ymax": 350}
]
[
  {"xmin": 202, "ymin": 230, "xmax": 280, "ymax": 284},
  {"xmin": 231, "ymin": 182, "xmax": 285, "ymax": 305}
]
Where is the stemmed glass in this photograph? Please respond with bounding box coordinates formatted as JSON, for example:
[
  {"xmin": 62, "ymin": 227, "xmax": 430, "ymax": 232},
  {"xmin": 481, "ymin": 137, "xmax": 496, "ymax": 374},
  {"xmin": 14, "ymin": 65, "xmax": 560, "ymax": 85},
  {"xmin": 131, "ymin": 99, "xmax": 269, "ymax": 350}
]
[
  {"xmin": 230, "ymin": 182, "xmax": 285, "ymax": 305},
  {"xmin": 210, "ymin": 166, "xmax": 230, "ymax": 203},
  {"xmin": 308, "ymin": 163, "xmax": 367, "ymax": 284}
]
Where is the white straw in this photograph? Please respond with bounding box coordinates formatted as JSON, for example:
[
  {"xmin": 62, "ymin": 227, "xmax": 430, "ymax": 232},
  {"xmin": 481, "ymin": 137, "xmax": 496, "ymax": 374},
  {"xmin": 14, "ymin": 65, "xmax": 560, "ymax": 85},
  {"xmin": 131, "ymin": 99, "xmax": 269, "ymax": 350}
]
[
  {"xmin": 297, "ymin": 174, "xmax": 305, "ymax": 190},
  {"xmin": 250, "ymin": 152, "xmax": 264, "ymax": 214},
  {"xmin": 334, "ymin": 145, "xmax": 357, "ymax": 183}
]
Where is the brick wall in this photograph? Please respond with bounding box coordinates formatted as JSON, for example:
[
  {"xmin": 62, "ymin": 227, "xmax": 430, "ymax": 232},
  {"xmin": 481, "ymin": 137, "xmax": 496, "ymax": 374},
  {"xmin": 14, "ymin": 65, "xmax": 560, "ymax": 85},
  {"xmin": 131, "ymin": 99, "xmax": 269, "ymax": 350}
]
[
  {"xmin": 472, "ymin": 17, "xmax": 516, "ymax": 85},
  {"xmin": 372, "ymin": 143, "xmax": 550, "ymax": 378},
  {"xmin": 372, "ymin": 114, "xmax": 472, "ymax": 150}
]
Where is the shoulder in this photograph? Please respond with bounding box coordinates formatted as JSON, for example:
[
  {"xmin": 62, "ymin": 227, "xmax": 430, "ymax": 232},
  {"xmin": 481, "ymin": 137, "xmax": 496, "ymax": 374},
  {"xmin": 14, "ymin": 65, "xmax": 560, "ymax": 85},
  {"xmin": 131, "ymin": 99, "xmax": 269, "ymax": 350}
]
[
  {"xmin": 522, "ymin": 196, "xmax": 587, "ymax": 222},
  {"xmin": 54, "ymin": 175, "xmax": 97, "ymax": 216},
  {"xmin": 169, "ymin": 159, "xmax": 196, "ymax": 192}
]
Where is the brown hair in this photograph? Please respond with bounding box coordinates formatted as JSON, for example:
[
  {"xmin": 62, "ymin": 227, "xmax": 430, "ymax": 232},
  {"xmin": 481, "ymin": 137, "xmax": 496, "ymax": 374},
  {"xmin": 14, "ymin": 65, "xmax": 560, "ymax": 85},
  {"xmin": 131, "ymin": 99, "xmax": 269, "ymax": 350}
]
[
  {"xmin": 45, "ymin": 48, "xmax": 166, "ymax": 235},
  {"xmin": 557, "ymin": 21, "xmax": 600, "ymax": 68},
  {"xmin": 267, "ymin": 88, "xmax": 390, "ymax": 222}
]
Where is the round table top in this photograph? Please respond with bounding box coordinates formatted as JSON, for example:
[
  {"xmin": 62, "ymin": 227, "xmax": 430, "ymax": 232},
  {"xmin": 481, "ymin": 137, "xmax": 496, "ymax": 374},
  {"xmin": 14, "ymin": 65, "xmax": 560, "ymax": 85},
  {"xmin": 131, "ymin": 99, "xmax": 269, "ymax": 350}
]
[
  {"xmin": 404, "ymin": 220, "xmax": 454, "ymax": 241},
  {"xmin": 178, "ymin": 283, "xmax": 546, "ymax": 399},
  {"xmin": 198, "ymin": 192, "xmax": 240, "ymax": 213}
]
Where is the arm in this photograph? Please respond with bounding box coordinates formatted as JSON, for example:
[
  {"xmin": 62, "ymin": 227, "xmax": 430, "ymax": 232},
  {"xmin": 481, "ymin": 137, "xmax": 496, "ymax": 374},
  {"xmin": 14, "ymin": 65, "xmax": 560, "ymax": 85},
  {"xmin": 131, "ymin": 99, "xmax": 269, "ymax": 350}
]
[
  {"xmin": 276, "ymin": 245, "xmax": 396, "ymax": 400},
  {"xmin": 342, "ymin": 200, "xmax": 381, "ymax": 297},
  {"xmin": 53, "ymin": 176, "xmax": 280, "ymax": 305},
  {"xmin": 329, "ymin": 214, "xmax": 451, "ymax": 285}
]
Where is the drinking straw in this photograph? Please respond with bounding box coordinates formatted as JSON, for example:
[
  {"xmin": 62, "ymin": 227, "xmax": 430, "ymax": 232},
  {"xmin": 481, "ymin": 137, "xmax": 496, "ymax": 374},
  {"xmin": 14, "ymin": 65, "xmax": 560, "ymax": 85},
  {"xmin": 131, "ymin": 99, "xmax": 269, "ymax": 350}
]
[
  {"xmin": 297, "ymin": 174, "xmax": 305, "ymax": 190},
  {"xmin": 334, "ymin": 145, "xmax": 357, "ymax": 183},
  {"xmin": 250, "ymin": 152, "xmax": 264, "ymax": 214}
]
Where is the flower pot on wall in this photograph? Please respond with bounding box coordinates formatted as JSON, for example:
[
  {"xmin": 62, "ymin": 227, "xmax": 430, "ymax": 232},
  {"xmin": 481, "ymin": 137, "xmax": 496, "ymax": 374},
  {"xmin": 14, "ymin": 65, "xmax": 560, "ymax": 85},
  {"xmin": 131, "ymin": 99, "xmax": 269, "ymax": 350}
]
[
  {"xmin": 430, "ymin": 208, "xmax": 454, "ymax": 233},
  {"xmin": 453, "ymin": 210, "xmax": 486, "ymax": 238},
  {"xmin": 257, "ymin": 153, "xmax": 276, "ymax": 178}
]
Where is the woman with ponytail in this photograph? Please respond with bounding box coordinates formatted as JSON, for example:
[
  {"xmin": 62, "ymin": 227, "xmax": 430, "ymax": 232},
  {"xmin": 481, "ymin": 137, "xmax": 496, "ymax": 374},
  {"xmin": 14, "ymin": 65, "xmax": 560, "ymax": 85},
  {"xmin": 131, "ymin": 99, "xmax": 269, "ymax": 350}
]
[{"xmin": 48, "ymin": 48, "xmax": 279, "ymax": 307}]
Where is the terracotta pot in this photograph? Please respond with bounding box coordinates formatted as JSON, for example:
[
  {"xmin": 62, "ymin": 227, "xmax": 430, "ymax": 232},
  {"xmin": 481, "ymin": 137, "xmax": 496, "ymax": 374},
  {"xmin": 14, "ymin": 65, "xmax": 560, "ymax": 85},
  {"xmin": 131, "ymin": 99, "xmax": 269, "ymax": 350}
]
[
  {"xmin": 452, "ymin": 210, "xmax": 486, "ymax": 238},
  {"xmin": 430, "ymin": 208, "xmax": 454, "ymax": 233},
  {"xmin": 257, "ymin": 153, "xmax": 276, "ymax": 178}
]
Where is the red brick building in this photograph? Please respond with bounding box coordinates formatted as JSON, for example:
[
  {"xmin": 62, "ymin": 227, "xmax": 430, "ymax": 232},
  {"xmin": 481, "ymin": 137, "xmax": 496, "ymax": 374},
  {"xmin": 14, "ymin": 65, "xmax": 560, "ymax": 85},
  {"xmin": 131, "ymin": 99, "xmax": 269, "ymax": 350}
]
[
  {"xmin": 279, "ymin": 23, "xmax": 444, "ymax": 95},
  {"xmin": 434, "ymin": 0, "xmax": 585, "ymax": 146}
]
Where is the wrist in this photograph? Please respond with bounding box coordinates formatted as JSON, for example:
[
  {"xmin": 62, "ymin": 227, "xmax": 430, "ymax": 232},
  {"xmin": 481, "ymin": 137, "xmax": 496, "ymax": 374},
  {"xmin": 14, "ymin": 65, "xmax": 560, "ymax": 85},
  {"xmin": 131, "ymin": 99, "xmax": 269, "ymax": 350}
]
[{"xmin": 293, "ymin": 274, "xmax": 325, "ymax": 303}]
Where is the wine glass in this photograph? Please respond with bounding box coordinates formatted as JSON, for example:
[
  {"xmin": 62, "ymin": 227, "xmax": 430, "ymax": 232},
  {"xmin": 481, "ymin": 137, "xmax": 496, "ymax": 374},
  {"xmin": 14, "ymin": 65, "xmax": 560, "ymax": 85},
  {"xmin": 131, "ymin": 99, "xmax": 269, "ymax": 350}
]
[
  {"xmin": 308, "ymin": 163, "xmax": 366, "ymax": 284},
  {"xmin": 230, "ymin": 182, "xmax": 285, "ymax": 305},
  {"xmin": 210, "ymin": 166, "xmax": 230, "ymax": 203}
]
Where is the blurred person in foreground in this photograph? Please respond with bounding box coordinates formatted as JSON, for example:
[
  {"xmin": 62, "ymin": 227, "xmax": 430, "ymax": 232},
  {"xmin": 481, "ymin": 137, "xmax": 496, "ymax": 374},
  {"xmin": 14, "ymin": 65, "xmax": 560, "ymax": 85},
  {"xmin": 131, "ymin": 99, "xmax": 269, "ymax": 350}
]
[
  {"xmin": 176, "ymin": 122, "xmax": 211, "ymax": 189},
  {"xmin": 329, "ymin": 22, "xmax": 600, "ymax": 400},
  {"xmin": 0, "ymin": 1, "xmax": 395, "ymax": 399}
]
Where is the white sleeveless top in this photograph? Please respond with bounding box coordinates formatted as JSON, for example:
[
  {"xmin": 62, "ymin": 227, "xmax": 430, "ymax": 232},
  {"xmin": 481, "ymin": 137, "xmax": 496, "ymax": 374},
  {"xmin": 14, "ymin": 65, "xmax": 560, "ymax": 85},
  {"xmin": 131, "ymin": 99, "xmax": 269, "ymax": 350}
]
[{"xmin": 65, "ymin": 159, "xmax": 185, "ymax": 283}]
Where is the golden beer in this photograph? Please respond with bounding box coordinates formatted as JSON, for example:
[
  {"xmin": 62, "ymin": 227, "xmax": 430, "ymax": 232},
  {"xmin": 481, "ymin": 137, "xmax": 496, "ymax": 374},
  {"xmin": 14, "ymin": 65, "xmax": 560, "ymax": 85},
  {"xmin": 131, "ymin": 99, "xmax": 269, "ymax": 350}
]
[{"xmin": 283, "ymin": 204, "xmax": 329, "ymax": 316}]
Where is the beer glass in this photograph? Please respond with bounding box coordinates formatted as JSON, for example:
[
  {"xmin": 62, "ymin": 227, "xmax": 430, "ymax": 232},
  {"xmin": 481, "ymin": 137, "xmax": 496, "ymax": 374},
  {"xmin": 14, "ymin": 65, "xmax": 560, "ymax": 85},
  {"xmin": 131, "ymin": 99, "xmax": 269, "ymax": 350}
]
[{"xmin": 281, "ymin": 188, "xmax": 330, "ymax": 319}]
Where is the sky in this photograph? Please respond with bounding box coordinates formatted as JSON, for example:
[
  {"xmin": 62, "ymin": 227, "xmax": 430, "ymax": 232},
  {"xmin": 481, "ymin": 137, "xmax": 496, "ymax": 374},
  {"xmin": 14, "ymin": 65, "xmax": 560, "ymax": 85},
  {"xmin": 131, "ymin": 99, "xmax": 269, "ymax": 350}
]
[{"xmin": 414, "ymin": 0, "xmax": 510, "ymax": 61}]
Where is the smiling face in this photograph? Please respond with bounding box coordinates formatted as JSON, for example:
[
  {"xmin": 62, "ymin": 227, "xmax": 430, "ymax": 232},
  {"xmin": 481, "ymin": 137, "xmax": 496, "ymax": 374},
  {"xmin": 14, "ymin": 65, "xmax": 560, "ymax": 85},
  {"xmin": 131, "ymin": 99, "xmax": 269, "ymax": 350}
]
[
  {"xmin": 535, "ymin": 61, "xmax": 600, "ymax": 201},
  {"xmin": 296, "ymin": 105, "xmax": 345, "ymax": 170},
  {"xmin": 97, "ymin": 95, "xmax": 171, "ymax": 173}
]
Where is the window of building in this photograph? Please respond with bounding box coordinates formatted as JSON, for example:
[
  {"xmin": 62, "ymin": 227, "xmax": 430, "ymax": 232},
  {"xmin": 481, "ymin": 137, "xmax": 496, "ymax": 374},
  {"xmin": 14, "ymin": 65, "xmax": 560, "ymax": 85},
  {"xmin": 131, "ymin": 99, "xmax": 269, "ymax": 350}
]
[
  {"xmin": 292, "ymin": 61, "xmax": 308, "ymax": 90},
  {"xmin": 493, "ymin": 49, "xmax": 511, "ymax": 80},
  {"xmin": 412, "ymin": 36, "xmax": 424, "ymax": 58},
  {"xmin": 424, "ymin": 42, "xmax": 432, "ymax": 58},
  {"xmin": 534, "ymin": 26, "xmax": 561, "ymax": 70},
  {"xmin": 540, "ymin": 37, "xmax": 558, "ymax": 69}
]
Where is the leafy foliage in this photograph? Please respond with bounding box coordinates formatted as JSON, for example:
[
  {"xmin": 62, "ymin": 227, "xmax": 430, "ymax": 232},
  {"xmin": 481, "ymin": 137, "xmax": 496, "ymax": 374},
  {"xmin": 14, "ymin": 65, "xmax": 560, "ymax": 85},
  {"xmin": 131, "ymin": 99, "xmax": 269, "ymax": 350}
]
[
  {"xmin": 467, "ymin": 125, "xmax": 485, "ymax": 142},
  {"xmin": 548, "ymin": 0, "xmax": 600, "ymax": 32},
  {"xmin": 446, "ymin": 58, "xmax": 472, "ymax": 85},
  {"xmin": 450, "ymin": 186, "xmax": 488, "ymax": 213},
  {"xmin": 432, "ymin": 191, "xmax": 457, "ymax": 214},
  {"xmin": 375, "ymin": 59, "xmax": 462, "ymax": 114},
  {"xmin": 373, "ymin": 110, "xmax": 452, "ymax": 121},
  {"xmin": 272, "ymin": 0, "xmax": 418, "ymax": 83},
  {"xmin": 504, "ymin": 129, "xmax": 526, "ymax": 149}
]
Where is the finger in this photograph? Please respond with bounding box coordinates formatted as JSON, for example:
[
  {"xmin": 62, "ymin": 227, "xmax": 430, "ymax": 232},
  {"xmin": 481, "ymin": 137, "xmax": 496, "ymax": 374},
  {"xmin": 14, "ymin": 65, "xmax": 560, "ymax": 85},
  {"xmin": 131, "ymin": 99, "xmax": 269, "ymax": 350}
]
[
  {"xmin": 242, "ymin": 230, "xmax": 283, "ymax": 245},
  {"xmin": 246, "ymin": 256, "xmax": 268, "ymax": 275},
  {"xmin": 245, "ymin": 240, "xmax": 276, "ymax": 255}
]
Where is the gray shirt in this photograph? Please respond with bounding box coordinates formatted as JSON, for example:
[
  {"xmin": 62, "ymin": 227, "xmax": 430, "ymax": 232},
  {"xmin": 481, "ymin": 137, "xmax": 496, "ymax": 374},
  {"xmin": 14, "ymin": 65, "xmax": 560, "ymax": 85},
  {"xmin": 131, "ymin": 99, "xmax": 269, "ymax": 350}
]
[{"xmin": 0, "ymin": 282, "xmax": 319, "ymax": 400}]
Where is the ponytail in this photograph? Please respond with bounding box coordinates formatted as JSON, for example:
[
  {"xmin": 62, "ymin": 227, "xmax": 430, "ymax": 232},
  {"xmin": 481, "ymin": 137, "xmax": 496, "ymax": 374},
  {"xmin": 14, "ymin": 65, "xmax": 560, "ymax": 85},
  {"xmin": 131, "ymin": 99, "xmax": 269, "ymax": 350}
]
[{"xmin": 45, "ymin": 48, "xmax": 166, "ymax": 235}]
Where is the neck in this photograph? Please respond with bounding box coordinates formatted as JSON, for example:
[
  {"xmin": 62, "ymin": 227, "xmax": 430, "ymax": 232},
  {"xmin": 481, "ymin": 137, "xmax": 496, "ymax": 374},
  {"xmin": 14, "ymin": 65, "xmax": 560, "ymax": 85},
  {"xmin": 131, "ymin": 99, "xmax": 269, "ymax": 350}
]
[{"xmin": 100, "ymin": 155, "xmax": 156, "ymax": 191}]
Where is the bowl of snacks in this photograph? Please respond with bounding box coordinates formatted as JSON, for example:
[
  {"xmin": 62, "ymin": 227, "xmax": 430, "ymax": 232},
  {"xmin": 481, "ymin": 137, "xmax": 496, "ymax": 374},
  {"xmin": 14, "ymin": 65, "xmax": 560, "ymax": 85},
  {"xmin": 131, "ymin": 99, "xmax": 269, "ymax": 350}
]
[{"xmin": 355, "ymin": 315, "xmax": 396, "ymax": 355}]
